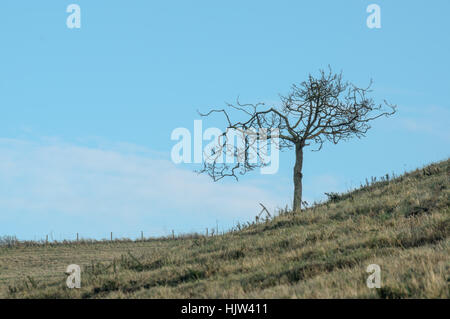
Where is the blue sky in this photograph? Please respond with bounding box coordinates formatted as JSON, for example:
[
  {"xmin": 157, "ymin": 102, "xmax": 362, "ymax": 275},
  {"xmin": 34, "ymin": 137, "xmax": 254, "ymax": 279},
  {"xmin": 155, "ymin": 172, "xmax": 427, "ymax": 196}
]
[{"xmin": 0, "ymin": 1, "xmax": 449, "ymax": 240}]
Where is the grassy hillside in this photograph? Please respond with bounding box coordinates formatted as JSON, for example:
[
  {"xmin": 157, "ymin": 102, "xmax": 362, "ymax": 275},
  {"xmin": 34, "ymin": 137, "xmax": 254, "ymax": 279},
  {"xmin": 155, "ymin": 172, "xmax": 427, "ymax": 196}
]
[{"xmin": 1, "ymin": 159, "xmax": 449, "ymax": 298}]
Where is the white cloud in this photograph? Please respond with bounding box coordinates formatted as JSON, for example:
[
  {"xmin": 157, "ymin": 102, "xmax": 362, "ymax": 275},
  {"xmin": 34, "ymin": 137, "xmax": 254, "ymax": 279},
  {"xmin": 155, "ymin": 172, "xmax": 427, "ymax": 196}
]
[
  {"xmin": 0, "ymin": 138, "xmax": 288, "ymax": 238},
  {"xmin": 397, "ymin": 105, "xmax": 450, "ymax": 141}
]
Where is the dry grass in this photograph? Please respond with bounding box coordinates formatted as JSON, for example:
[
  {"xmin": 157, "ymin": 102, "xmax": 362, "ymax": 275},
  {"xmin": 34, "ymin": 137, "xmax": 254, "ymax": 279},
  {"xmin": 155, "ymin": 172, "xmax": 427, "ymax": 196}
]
[{"xmin": 1, "ymin": 159, "xmax": 449, "ymax": 298}]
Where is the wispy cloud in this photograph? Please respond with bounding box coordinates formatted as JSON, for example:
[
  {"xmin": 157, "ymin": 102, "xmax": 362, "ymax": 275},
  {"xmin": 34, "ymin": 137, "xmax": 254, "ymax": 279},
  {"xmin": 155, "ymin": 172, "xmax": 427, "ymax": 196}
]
[
  {"xmin": 397, "ymin": 105, "xmax": 450, "ymax": 141},
  {"xmin": 0, "ymin": 138, "xmax": 288, "ymax": 239}
]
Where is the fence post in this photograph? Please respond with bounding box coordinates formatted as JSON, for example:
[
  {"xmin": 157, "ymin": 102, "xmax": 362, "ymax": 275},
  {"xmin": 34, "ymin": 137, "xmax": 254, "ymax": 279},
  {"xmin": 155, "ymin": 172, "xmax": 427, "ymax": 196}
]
[
  {"xmin": 46, "ymin": 234, "xmax": 48, "ymax": 244},
  {"xmin": 206, "ymin": 228, "xmax": 208, "ymax": 237},
  {"xmin": 110, "ymin": 232, "xmax": 113, "ymax": 242},
  {"xmin": 141, "ymin": 231, "xmax": 144, "ymax": 241},
  {"xmin": 76, "ymin": 233, "xmax": 79, "ymax": 242},
  {"xmin": 172, "ymin": 230, "xmax": 175, "ymax": 240}
]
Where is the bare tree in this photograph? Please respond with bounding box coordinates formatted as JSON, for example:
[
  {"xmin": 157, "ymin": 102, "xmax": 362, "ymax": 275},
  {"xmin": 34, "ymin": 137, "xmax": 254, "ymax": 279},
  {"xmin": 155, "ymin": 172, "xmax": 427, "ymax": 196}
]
[{"xmin": 198, "ymin": 68, "xmax": 396, "ymax": 212}]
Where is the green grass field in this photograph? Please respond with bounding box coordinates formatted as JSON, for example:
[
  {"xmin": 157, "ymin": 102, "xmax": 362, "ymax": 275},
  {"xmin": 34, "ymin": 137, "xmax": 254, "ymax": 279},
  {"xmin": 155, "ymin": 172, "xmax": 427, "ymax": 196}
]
[{"xmin": 1, "ymin": 159, "xmax": 449, "ymax": 298}]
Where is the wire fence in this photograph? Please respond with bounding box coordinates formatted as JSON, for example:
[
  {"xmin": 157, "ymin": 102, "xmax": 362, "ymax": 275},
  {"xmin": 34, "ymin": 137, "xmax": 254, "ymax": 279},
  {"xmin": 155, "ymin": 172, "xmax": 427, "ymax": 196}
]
[{"xmin": 0, "ymin": 204, "xmax": 292, "ymax": 247}]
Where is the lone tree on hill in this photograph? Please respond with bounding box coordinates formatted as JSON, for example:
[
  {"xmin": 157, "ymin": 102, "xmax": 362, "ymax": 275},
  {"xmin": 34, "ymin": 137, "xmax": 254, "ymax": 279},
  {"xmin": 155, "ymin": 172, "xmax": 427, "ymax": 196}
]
[{"xmin": 198, "ymin": 68, "xmax": 396, "ymax": 212}]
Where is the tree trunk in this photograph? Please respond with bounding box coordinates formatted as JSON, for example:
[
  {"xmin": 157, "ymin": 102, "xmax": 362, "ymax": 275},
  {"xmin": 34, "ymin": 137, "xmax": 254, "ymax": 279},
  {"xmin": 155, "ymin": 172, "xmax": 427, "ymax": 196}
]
[{"xmin": 293, "ymin": 143, "xmax": 303, "ymax": 212}]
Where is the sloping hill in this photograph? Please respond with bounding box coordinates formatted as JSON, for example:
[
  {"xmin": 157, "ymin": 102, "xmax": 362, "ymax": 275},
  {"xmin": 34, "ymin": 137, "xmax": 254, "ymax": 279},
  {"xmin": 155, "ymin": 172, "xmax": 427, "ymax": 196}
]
[{"xmin": 1, "ymin": 159, "xmax": 449, "ymax": 298}]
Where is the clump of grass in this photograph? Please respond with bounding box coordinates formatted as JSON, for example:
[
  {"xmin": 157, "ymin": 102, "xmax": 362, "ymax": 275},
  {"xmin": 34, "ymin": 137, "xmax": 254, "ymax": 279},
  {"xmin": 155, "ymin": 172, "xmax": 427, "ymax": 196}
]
[{"xmin": 0, "ymin": 236, "xmax": 19, "ymax": 247}]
